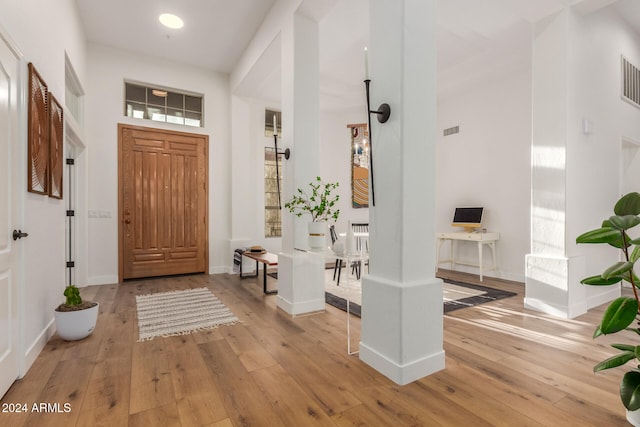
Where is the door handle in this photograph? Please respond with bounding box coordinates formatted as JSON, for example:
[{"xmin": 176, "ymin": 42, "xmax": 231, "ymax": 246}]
[{"xmin": 12, "ymin": 230, "xmax": 28, "ymax": 240}]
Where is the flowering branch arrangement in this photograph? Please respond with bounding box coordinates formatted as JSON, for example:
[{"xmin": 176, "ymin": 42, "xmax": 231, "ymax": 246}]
[{"xmin": 284, "ymin": 176, "xmax": 340, "ymax": 222}]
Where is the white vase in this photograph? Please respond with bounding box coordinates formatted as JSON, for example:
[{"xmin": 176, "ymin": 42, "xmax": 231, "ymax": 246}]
[
  {"xmin": 308, "ymin": 221, "xmax": 327, "ymax": 249},
  {"xmin": 628, "ymin": 408, "xmax": 640, "ymax": 426},
  {"xmin": 54, "ymin": 303, "xmax": 99, "ymax": 341}
]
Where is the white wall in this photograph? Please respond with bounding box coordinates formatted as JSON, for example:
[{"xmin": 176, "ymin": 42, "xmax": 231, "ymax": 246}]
[
  {"xmin": 436, "ymin": 69, "xmax": 532, "ymax": 282},
  {"xmin": 566, "ymin": 6, "xmax": 640, "ymax": 300},
  {"xmin": 229, "ymin": 96, "xmax": 285, "ymax": 259},
  {"xmin": 227, "ymin": 100, "xmax": 368, "ymax": 263},
  {"xmin": 320, "ymin": 108, "xmax": 369, "ymax": 236},
  {"xmin": 85, "ymin": 43, "xmax": 231, "ymax": 282},
  {"xmin": 0, "ymin": 0, "xmax": 87, "ymax": 369}
]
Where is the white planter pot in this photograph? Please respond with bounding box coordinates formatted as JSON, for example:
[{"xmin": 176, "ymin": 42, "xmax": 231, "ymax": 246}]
[
  {"xmin": 54, "ymin": 303, "xmax": 99, "ymax": 341},
  {"xmin": 308, "ymin": 221, "xmax": 327, "ymax": 249},
  {"xmin": 628, "ymin": 408, "xmax": 640, "ymax": 427}
]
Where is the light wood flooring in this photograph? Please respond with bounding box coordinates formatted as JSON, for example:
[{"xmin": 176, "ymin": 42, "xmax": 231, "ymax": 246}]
[{"xmin": 0, "ymin": 269, "xmax": 631, "ymax": 426}]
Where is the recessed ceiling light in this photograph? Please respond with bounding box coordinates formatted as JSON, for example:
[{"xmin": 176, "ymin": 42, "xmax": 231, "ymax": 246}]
[{"xmin": 159, "ymin": 13, "xmax": 184, "ymax": 29}]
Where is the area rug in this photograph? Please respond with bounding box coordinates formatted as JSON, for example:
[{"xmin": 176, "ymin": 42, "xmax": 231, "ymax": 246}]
[
  {"xmin": 269, "ymin": 270, "xmax": 516, "ymax": 317},
  {"xmin": 135, "ymin": 287, "xmax": 239, "ymax": 341},
  {"xmin": 324, "ymin": 278, "xmax": 516, "ymax": 317}
]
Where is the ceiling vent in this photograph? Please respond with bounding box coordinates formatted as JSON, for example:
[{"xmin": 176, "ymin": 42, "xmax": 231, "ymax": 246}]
[{"xmin": 622, "ymin": 56, "xmax": 640, "ymax": 109}]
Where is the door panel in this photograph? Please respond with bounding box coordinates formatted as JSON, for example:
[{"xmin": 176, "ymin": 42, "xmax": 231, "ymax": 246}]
[
  {"xmin": 0, "ymin": 33, "xmax": 21, "ymax": 398},
  {"xmin": 119, "ymin": 125, "xmax": 208, "ymax": 280}
]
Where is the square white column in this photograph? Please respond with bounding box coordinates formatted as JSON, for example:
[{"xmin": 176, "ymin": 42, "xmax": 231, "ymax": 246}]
[{"xmin": 360, "ymin": 0, "xmax": 444, "ymax": 385}]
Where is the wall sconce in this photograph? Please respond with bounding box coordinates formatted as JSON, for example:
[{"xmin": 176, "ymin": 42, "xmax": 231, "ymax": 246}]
[
  {"xmin": 272, "ymin": 115, "xmax": 290, "ymax": 209},
  {"xmin": 364, "ymin": 79, "xmax": 391, "ymax": 207},
  {"xmin": 362, "ymin": 46, "xmax": 391, "ymax": 207}
]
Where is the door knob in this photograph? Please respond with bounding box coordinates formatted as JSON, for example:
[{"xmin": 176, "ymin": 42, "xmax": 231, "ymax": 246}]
[{"xmin": 12, "ymin": 230, "xmax": 28, "ymax": 240}]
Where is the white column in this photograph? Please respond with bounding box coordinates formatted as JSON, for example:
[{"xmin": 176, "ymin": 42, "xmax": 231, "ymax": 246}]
[
  {"xmin": 359, "ymin": 0, "xmax": 444, "ymax": 385},
  {"xmin": 277, "ymin": 10, "xmax": 325, "ymax": 315},
  {"xmin": 229, "ymin": 95, "xmax": 256, "ymax": 272},
  {"xmin": 525, "ymin": 9, "xmax": 589, "ymax": 319}
]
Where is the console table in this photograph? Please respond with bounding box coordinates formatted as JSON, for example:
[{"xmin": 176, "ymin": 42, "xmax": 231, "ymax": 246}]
[{"xmin": 435, "ymin": 232, "xmax": 499, "ymax": 281}]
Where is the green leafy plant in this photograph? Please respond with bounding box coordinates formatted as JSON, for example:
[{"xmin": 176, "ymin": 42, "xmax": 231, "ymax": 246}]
[
  {"xmin": 576, "ymin": 191, "xmax": 640, "ymax": 411},
  {"xmin": 56, "ymin": 284, "xmax": 96, "ymax": 312},
  {"xmin": 284, "ymin": 176, "xmax": 340, "ymax": 222},
  {"xmin": 63, "ymin": 284, "xmax": 83, "ymax": 306}
]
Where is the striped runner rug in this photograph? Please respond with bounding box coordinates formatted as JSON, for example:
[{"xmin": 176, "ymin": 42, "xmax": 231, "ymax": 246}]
[{"xmin": 136, "ymin": 287, "xmax": 239, "ymax": 341}]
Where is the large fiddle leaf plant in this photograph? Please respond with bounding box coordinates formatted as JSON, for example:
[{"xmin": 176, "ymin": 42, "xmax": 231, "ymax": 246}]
[{"xmin": 576, "ymin": 192, "xmax": 640, "ymax": 411}]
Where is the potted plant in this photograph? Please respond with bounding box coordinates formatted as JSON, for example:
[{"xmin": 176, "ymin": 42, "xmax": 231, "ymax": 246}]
[
  {"xmin": 284, "ymin": 176, "xmax": 340, "ymax": 248},
  {"xmin": 54, "ymin": 284, "xmax": 99, "ymax": 341},
  {"xmin": 576, "ymin": 191, "xmax": 640, "ymax": 424}
]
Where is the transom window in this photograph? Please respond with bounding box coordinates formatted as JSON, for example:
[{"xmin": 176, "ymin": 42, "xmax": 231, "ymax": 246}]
[{"xmin": 124, "ymin": 82, "xmax": 203, "ymax": 127}]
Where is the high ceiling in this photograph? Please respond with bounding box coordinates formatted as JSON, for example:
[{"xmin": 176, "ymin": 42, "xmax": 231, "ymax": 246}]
[
  {"xmin": 76, "ymin": 0, "xmax": 640, "ymax": 111},
  {"xmin": 75, "ymin": 0, "xmax": 278, "ymax": 73}
]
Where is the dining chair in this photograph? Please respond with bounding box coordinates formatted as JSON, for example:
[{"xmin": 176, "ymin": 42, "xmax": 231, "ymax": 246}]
[
  {"xmin": 329, "ymin": 225, "xmax": 344, "ymax": 283},
  {"xmin": 350, "ymin": 223, "xmax": 369, "ymax": 278}
]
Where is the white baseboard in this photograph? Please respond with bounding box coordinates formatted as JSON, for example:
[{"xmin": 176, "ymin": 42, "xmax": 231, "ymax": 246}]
[
  {"xmin": 208, "ymin": 266, "xmax": 227, "ymax": 275},
  {"xmin": 359, "ymin": 342, "xmax": 445, "ymax": 385},
  {"xmin": 21, "ymin": 318, "xmax": 56, "ymax": 378},
  {"xmin": 87, "ymin": 275, "xmax": 118, "ymax": 286}
]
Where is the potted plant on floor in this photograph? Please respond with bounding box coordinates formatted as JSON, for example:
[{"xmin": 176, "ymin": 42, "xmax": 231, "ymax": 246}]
[
  {"xmin": 285, "ymin": 176, "xmax": 340, "ymax": 249},
  {"xmin": 54, "ymin": 284, "xmax": 99, "ymax": 341},
  {"xmin": 576, "ymin": 191, "xmax": 640, "ymax": 425}
]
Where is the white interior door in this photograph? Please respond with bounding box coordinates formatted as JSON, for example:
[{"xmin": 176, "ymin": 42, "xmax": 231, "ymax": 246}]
[{"xmin": 0, "ymin": 33, "xmax": 22, "ymax": 398}]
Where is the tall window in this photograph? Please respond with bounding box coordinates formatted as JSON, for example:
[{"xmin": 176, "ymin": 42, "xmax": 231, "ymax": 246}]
[
  {"xmin": 264, "ymin": 148, "xmax": 283, "ymax": 237},
  {"xmin": 124, "ymin": 82, "xmax": 203, "ymax": 127}
]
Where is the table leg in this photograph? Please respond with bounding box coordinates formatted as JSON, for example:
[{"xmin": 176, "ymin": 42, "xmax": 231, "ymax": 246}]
[
  {"xmin": 490, "ymin": 242, "xmax": 497, "ymax": 272},
  {"xmin": 478, "ymin": 242, "xmax": 484, "ymax": 282},
  {"xmin": 263, "ymin": 262, "xmax": 277, "ymax": 295},
  {"xmin": 450, "ymin": 239, "xmax": 455, "ymax": 269},
  {"xmin": 346, "ymin": 255, "xmax": 358, "ymax": 355}
]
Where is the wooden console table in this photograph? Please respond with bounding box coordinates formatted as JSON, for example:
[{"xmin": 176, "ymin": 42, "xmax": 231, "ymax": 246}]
[
  {"xmin": 240, "ymin": 251, "xmax": 278, "ymax": 294},
  {"xmin": 435, "ymin": 231, "xmax": 499, "ymax": 281}
]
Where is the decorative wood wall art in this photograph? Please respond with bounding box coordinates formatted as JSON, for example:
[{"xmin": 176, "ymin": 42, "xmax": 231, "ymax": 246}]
[
  {"xmin": 348, "ymin": 123, "xmax": 369, "ymax": 208},
  {"xmin": 28, "ymin": 63, "xmax": 49, "ymax": 195},
  {"xmin": 48, "ymin": 93, "xmax": 64, "ymax": 199}
]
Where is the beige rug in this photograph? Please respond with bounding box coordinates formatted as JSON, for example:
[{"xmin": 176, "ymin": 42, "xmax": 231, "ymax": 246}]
[{"xmin": 136, "ymin": 287, "xmax": 239, "ymax": 341}]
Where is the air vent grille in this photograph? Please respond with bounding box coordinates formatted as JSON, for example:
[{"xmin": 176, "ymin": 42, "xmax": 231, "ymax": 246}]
[
  {"xmin": 622, "ymin": 56, "xmax": 640, "ymax": 109},
  {"xmin": 443, "ymin": 126, "xmax": 459, "ymax": 136}
]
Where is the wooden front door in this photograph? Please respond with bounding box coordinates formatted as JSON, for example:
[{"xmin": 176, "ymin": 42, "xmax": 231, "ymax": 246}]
[{"xmin": 118, "ymin": 124, "xmax": 208, "ymax": 280}]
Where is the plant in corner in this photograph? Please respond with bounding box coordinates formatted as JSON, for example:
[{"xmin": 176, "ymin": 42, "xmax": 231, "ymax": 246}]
[
  {"xmin": 576, "ymin": 191, "xmax": 640, "ymax": 417},
  {"xmin": 54, "ymin": 284, "xmax": 99, "ymax": 341},
  {"xmin": 285, "ymin": 176, "xmax": 340, "ymax": 248}
]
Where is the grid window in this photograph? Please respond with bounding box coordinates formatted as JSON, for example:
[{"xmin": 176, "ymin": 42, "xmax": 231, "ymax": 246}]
[
  {"xmin": 265, "ymin": 147, "xmax": 283, "ymax": 238},
  {"xmin": 124, "ymin": 82, "xmax": 203, "ymax": 127}
]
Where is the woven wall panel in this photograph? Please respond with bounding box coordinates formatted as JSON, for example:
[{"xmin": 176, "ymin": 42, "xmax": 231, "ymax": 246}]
[
  {"xmin": 27, "ymin": 63, "xmax": 49, "ymax": 195},
  {"xmin": 48, "ymin": 93, "xmax": 63, "ymax": 199}
]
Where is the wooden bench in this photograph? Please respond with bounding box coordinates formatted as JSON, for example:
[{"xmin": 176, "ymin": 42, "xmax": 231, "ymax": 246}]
[{"xmin": 239, "ymin": 251, "xmax": 278, "ymax": 294}]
